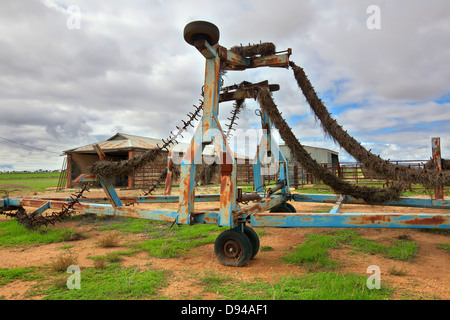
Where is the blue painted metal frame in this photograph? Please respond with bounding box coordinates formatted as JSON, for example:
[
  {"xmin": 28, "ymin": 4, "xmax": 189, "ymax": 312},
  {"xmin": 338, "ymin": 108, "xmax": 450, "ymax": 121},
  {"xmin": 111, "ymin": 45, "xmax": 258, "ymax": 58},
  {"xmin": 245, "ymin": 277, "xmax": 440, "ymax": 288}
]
[
  {"xmin": 246, "ymin": 192, "xmax": 450, "ymax": 229},
  {"xmin": 250, "ymin": 212, "xmax": 450, "ymax": 229}
]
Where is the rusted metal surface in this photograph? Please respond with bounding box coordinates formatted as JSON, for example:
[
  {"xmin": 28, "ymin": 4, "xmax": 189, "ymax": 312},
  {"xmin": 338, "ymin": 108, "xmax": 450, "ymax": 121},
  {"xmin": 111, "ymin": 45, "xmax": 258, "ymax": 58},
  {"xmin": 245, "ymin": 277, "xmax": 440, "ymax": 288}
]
[
  {"xmin": 218, "ymin": 46, "xmax": 291, "ymax": 71},
  {"xmin": 194, "ymin": 39, "xmax": 221, "ymax": 144},
  {"xmin": 219, "ymin": 158, "xmax": 235, "ymax": 226},
  {"xmin": 251, "ymin": 212, "xmax": 450, "ymax": 229},
  {"xmin": 217, "ymin": 126, "xmax": 238, "ymax": 226},
  {"xmin": 178, "ymin": 119, "xmax": 204, "ymax": 224},
  {"xmin": 66, "ymin": 153, "xmax": 72, "ymax": 188},
  {"xmin": 219, "ymin": 80, "xmax": 279, "ymax": 103},
  {"xmin": 24, "ymin": 194, "xmax": 221, "ymax": 205},
  {"xmin": 237, "ymin": 194, "xmax": 285, "ymax": 217},
  {"xmin": 267, "ymin": 180, "xmax": 286, "ymax": 197},
  {"xmin": 237, "ymin": 188, "xmax": 261, "ymax": 202},
  {"xmin": 128, "ymin": 150, "xmax": 135, "ymax": 188},
  {"xmin": 5, "ymin": 185, "xmax": 90, "ymax": 228},
  {"xmin": 432, "ymin": 137, "xmax": 444, "ymax": 200},
  {"xmin": 329, "ymin": 195, "xmax": 346, "ymax": 214},
  {"xmin": 292, "ymin": 193, "xmax": 450, "ymax": 210},
  {"xmin": 93, "ymin": 144, "xmax": 106, "ymax": 161},
  {"xmin": 164, "ymin": 151, "xmax": 173, "ymax": 195}
]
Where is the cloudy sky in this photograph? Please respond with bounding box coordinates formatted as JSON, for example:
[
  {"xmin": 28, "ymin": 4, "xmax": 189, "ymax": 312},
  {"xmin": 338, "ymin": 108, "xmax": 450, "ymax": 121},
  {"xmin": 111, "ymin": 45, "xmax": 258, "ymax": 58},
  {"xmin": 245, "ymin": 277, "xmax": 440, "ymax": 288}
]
[{"xmin": 0, "ymin": 0, "xmax": 449, "ymax": 171}]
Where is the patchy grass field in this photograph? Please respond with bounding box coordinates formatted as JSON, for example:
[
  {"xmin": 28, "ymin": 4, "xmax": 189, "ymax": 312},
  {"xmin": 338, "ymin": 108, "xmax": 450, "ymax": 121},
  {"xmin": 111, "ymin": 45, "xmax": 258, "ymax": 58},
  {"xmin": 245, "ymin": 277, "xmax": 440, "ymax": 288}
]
[{"xmin": 0, "ymin": 172, "xmax": 61, "ymax": 193}]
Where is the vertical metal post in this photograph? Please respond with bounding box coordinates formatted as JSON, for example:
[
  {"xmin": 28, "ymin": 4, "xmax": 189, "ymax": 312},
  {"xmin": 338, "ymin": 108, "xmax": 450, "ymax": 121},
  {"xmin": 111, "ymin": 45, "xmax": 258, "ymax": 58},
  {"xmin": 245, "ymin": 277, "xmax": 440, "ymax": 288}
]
[
  {"xmin": 66, "ymin": 154, "xmax": 72, "ymax": 188},
  {"xmin": 194, "ymin": 39, "xmax": 221, "ymax": 144},
  {"xmin": 217, "ymin": 124, "xmax": 237, "ymax": 226},
  {"xmin": 294, "ymin": 164, "xmax": 299, "ymax": 189},
  {"xmin": 178, "ymin": 124, "xmax": 203, "ymax": 224},
  {"xmin": 432, "ymin": 137, "xmax": 444, "ymax": 200},
  {"xmin": 178, "ymin": 39, "xmax": 223, "ymax": 225},
  {"xmin": 128, "ymin": 150, "xmax": 135, "ymax": 189},
  {"xmin": 253, "ymin": 145, "xmax": 263, "ymax": 192},
  {"xmin": 164, "ymin": 151, "xmax": 173, "ymax": 195}
]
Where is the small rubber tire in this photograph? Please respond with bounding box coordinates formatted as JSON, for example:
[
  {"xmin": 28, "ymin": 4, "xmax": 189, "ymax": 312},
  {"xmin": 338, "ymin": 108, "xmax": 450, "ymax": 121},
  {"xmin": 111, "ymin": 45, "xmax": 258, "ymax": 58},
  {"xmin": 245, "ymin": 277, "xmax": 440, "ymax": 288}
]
[
  {"xmin": 214, "ymin": 229, "xmax": 252, "ymax": 267},
  {"xmin": 285, "ymin": 202, "xmax": 296, "ymax": 213},
  {"xmin": 184, "ymin": 20, "xmax": 220, "ymax": 46},
  {"xmin": 243, "ymin": 225, "xmax": 260, "ymax": 259},
  {"xmin": 269, "ymin": 202, "xmax": 296, "ymax": 213}
]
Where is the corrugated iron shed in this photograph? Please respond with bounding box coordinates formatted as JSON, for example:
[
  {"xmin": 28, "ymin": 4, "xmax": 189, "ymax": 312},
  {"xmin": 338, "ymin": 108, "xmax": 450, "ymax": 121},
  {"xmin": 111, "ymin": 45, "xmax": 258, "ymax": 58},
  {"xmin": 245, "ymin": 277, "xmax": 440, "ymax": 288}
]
[{"xmin": 64, "ymin": 133, "xmax": 165, "ymax": 154}]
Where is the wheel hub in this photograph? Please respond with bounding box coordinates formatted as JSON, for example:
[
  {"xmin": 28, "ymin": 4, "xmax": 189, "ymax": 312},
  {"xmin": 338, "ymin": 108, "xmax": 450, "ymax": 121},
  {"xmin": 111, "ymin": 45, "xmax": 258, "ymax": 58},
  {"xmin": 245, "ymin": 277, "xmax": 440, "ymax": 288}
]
[{"xmin": 223, "ymin": 239, "xmax": 242, "ymax": 259}]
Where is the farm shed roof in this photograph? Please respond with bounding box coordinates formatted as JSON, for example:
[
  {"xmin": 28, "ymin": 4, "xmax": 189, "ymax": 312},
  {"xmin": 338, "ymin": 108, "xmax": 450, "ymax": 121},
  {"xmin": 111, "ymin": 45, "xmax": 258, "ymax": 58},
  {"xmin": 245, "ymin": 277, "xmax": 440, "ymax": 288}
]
[
  {"xmin": 63, "ymin": 132, "xmax": 249, "ymax": 159},
  {"xmin": 63, "ymin": 133, "xmax": 165, "ymax": 154}
]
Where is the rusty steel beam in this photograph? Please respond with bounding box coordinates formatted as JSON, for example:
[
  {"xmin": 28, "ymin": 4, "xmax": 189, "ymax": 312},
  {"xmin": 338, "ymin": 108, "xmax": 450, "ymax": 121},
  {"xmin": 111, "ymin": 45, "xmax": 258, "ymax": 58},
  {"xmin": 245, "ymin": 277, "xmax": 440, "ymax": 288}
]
[
  {"xmin": 219, "ymin": 81, "xmax": 279, "ymax": 103},
  {"xmin": 218, "ymin": 46, "xmax": 291, "ymax": 70},
  {"xmin": 292, "ymin": 193, "xmax": 450, "ymax": 210},
  {"xmin": 237, "ymin": 194, "xmax": 286, "ymax": 217},
  {"xmin": 237, "ymin": 188, "xmax": 261, "ymax": 203},
  {"xmin": 13, "ymin": 198, "xmax": 178, "ymax": 223},
  {"xmin": 251, "ymin": 212, "xmax": 450, "ymax": 229},
  {"xmin": 329, "ymin": 195, "xmax": 346, "ymax": 214},
  {"xmin": 164, "ymin": 151, "xmax": 174, "ymax": 195}
]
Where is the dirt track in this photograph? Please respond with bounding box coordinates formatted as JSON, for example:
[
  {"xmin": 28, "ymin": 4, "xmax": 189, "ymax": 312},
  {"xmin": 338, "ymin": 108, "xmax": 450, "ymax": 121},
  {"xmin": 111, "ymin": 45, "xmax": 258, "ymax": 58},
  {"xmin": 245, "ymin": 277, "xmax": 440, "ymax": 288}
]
[{"xmin": 0, "ymin": 187, "xmax": 449, "ymax": 300}]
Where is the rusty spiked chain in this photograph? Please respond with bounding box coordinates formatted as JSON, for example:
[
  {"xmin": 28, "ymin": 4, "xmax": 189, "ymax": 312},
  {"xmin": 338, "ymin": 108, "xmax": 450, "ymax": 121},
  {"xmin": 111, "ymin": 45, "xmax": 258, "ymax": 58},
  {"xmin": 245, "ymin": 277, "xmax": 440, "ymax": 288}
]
[
  {"xmin": 141, "ymin": 168, "xmax": 168, "ymax": 196},
  {"xmin": 141, "ymin": 98, "xmax": 204, "ymax": 196},
  {"xmin": 256, "ymin": 87, "xmax": 404, "ymax": 204},
  {"xmin": 225, "ymin": 99, "xmax": 245, "ymax": 140},
  {"xmin": 289, "ymin": 61, "xmax": 449, "ymax": 189},
  {"xmin": 89, "ymin": 91, "xmax": 205, "ymax": 181},
  {"xmin": 159, "ymin": 99, "xmax": 204, "ymax": 152},
  {"xmin": 6, "ymin": 184, "xmax": 90, "ymax": 229}
]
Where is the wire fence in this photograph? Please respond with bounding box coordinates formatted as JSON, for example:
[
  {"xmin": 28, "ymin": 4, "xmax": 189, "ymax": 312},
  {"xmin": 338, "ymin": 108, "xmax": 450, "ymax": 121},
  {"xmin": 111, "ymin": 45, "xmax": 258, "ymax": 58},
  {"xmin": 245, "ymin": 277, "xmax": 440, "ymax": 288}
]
[{"xmin": 289, "ymin": 160, "xmax": 448, "ymax": 194}]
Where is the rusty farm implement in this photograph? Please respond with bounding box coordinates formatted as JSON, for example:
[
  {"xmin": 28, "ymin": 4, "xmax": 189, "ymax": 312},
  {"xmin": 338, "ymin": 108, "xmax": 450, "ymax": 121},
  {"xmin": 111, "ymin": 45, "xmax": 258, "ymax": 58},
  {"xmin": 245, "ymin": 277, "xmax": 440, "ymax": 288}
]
[{"xmin": 1, "ymin": 21, "xmax": 449, "ymax": 267}]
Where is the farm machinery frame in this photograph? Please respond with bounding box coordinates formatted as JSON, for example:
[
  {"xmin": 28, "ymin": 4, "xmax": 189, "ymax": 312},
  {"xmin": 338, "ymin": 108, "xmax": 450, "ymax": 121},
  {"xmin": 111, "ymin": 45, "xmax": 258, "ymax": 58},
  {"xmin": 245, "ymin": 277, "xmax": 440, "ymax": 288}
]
[{"xmin": 1, "ymin": 21, "xmax": 449, "ymax": 267}]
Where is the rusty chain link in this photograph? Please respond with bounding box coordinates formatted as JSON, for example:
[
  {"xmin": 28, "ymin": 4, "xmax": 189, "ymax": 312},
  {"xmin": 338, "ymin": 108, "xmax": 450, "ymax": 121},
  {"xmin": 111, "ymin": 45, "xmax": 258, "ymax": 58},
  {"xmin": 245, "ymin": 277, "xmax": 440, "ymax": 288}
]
[{"xmin": 3, "ymin": 184, "xmax": 90, "ymax": 229}]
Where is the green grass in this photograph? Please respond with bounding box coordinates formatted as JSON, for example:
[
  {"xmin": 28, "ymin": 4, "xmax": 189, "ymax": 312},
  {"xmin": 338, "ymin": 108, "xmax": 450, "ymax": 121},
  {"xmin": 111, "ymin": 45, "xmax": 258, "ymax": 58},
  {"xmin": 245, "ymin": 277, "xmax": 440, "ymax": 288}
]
[
  {"xmin": 199, "ymin": 271, "xmax": 392, "ymax": 300},
  {"xmin": 0, "ymin": 267, "xmax": 44, "ymax": 286},
  {"xmin": 295, "ymin": 182, "xmax": 449, "ymax": 196},
  {"xmin": 350, "ymin": 237, "xmax": 418, "ymax": 261},
  {"xmin": 283, "ymin": 229, "xmax": 419, "ymax": 270},
  {"xmin": 32, "ymin": 264, "xmax": 169, "ymax": 300},
  {"xmin": 96, "ymin": 216, "xmax": 223, "ymax": 258},
  {"xmin": 90, "ymin": 250, "xmax": 139, "ymax": 264},
  {"xmin": 0, "ymin": 172, "xmax": 60, "ymax": 179},
  {"xmin": 0, "ymin": 264, "xmax": 169, "ymax": 300},
  {"xmin": 437, "ymin": 243, "xmax": 450, "ymax": 251},
  {"xmin": 0, "ymin": 220, "xmax": 80, "ymax": 246},
  {"xmin": 282, "ymin": 230, "xmax": 355, "ymax": 270},
  {"xmin": 0, "ymin": 172, "xmax": 61, "ymax": 192},
  {"xmin": 137, "ymin": 224, "xmax": 223, "ymax": 258}
]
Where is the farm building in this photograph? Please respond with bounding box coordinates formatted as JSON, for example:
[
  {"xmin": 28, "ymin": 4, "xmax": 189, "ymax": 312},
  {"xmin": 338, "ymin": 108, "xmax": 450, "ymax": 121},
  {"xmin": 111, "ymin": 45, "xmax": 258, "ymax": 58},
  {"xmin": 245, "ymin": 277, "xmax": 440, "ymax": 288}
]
[
  {"xmin": 279, "ymin": 143, "xmax": 339, "ymax": 165},
  {"xmin": 279, "ymin": 143, "xmax": 339, "ymax": 185},
  {"xmin": 62, "ymin": 133, "xmax": 252, "ymax": 189}
]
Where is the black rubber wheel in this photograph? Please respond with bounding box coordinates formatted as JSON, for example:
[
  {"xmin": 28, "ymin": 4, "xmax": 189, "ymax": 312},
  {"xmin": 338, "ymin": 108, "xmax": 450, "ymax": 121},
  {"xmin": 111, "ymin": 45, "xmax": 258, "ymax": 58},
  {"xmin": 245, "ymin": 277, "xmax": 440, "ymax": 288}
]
[
  {"xmin": 184, "ymin": 21, "xmax": 220, "ymax": 46},
  {"xmin": 269, "ymin": 202, "xmax": 296, "ymax": 213},
  {"xmin": 285, "ymin": 202, "xmax": 296, "ymax": 213},
  {"xmin": 243, "ymin": 225, "xmax": 260, "ymax": 259},
  {"xmin": 214, "ymin": 229, "xmax": 252, "ymax": 267}
]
